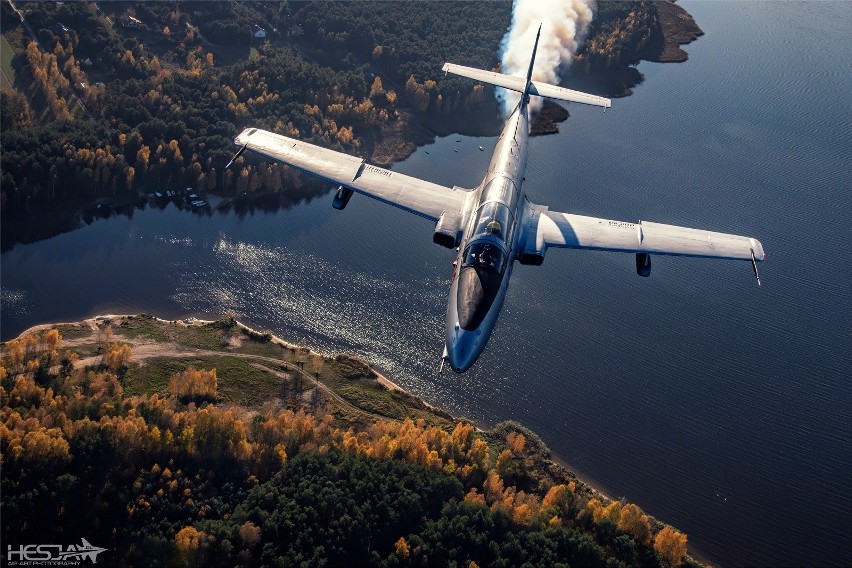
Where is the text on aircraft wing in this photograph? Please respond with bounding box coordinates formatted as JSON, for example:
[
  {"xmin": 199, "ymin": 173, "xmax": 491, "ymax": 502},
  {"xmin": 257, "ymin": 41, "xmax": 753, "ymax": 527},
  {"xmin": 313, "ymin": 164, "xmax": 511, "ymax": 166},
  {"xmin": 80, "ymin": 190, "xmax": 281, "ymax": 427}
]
[
  {"xmin": 234, "ymin": 128, "xmax": 468, "ymax": 221},
  {"xmin": 526, "ymin": 204, "xmax": 765, "ymax": 260}
]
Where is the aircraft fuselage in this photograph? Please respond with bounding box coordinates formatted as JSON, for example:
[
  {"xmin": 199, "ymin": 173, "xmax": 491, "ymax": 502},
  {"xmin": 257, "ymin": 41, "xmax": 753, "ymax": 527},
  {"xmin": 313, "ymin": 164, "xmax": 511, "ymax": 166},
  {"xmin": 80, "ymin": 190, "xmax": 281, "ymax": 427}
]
[
  {"xmin": 444, "ymin": 98, "xmax": 531, "ymax": 372},
  {"xmin": 230, "ymin": 26, "xmax": 762, "ymax": 375}
]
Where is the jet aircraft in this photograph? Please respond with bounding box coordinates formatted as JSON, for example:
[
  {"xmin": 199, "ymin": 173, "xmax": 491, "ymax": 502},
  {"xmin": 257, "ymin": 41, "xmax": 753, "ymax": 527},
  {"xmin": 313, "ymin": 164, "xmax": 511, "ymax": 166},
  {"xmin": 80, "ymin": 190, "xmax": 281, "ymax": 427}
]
[
  {"xmin": 58, "ymin": 538, "xmax": 108, "ymax": 563},
  {"xmin": 229, "ymin": 27, "xmax": 765, "ymax": 373}
]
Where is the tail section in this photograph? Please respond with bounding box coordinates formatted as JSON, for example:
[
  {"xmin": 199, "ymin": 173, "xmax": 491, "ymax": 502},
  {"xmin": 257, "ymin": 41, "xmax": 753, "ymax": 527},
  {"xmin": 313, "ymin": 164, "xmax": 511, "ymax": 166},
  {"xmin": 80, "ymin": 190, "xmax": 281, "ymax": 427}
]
[
  {"xmin": 442, "ymin": 24, "xmax": 610, "ymax": 110},
  {"xmin": 524, "ymin": 25, "xmax": 542, "ymax": 91}
]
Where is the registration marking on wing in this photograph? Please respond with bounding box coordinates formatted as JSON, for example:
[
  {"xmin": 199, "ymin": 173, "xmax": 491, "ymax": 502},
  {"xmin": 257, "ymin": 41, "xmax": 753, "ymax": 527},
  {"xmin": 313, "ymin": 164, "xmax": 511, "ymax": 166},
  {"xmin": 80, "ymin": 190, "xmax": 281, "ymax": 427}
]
[{"xmin": 364, "ymin": 165, "xmax": 392, "ymax": 178}]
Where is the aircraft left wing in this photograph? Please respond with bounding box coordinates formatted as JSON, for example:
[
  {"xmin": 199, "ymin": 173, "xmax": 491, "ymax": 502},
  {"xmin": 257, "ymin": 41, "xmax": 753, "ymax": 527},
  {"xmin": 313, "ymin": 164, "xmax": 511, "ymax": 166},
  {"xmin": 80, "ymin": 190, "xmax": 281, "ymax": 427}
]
[
  {"xmin": 524, "ymin": 203, "xmax": 766, "ymax": 261},
  {"xmin": 233, "ymin": 128, "xmax": 468, "ymax": 221}
]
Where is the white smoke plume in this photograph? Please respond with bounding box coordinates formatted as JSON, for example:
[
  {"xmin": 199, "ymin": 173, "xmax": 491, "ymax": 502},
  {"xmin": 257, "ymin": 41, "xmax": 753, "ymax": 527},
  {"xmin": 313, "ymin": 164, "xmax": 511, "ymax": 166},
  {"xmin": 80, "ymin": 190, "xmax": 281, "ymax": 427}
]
[{"xmin": 497, "ymin": 0, "xmax": 595, "ymax": 116}]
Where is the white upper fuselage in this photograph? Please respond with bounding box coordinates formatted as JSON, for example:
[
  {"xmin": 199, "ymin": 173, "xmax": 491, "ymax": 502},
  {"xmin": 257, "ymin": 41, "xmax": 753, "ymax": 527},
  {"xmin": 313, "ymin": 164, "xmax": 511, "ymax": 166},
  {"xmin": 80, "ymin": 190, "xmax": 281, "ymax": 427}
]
[{"xmin": 444, "ymin": 98, "xmax": 531, "ymax": 372}]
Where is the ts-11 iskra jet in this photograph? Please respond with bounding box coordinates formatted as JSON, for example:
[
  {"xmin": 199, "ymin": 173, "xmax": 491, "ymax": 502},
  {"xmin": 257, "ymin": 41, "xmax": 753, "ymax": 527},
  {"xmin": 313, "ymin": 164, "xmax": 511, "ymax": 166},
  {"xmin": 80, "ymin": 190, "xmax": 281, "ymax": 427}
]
[{"xmin": 228, "ymin": 27, "xmax": 765, "ymax": 373}]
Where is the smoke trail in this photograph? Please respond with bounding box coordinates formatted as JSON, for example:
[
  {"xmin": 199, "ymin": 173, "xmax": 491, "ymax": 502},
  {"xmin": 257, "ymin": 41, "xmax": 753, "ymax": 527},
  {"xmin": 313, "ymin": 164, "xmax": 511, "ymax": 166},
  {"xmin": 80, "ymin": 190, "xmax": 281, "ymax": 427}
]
[{"xmin": 497, "ymin": 0, "xmax": 595, "ymax": 116}]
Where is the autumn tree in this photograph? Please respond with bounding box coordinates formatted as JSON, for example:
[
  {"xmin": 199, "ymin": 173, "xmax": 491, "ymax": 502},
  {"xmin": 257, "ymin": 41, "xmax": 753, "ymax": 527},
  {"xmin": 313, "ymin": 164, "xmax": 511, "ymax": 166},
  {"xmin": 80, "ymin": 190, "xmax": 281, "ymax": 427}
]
[
  {"xmin": 369, "ymin": 76, "xmax": 385, "ymax": 99},
  {"xmin": 654, "ymin": 526, "xmax": 688, "ymax": 566},
  {"xmin": 238, "ymin": 521, "xmax": 261, "ymax": 547},
  {"xmin": 587, "ymin": 498, "xmax": 623, "ymax": 524},
  {"xmin": 175, "ymin": 526, "xmax": 210, "ymax": 567},
  {"xmin": 394, "ymin": 536, "xmax": 410, "ymax": 558},
  {"xmin": 86, "ymin": 370, "xmax": 124, "ymax": 398},
  {"xmin": 507, "ymin": 431, "xmax": 526, "ymax": 454},
  {"xmin": 617, "ymin": 503, "xmax": 651, "ymax": 545},
  {"xmin": 168, "ymin": 367, "xmax": 218, "ymax": 404},
  {"xmin": 542, "ymin": 484, "xmax": 572, "ymax": 514}
]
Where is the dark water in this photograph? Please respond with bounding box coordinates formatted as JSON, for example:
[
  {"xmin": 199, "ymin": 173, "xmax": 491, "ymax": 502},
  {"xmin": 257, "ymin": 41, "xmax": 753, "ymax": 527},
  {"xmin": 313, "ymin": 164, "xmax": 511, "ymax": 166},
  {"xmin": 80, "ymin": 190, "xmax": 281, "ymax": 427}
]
[{"xmin": 2, "ymin": 3, "xmax": 850, "ymax": 566}]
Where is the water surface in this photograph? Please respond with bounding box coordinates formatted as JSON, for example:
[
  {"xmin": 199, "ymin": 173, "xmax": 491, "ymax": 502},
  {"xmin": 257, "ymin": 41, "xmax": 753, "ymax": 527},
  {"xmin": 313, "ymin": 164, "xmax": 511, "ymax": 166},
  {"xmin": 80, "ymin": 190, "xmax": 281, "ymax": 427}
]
[{"xmin": 3, "ymin": 3, "xmax": 850, "ymax": 566}]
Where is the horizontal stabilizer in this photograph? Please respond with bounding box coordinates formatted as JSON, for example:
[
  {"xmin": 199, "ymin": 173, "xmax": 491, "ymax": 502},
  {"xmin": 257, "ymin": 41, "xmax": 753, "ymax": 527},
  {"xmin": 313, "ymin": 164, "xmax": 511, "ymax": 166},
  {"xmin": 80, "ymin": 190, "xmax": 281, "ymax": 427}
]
[
  {"xmin": 442, "ymin": 63, "xmax": 611, "ymax": 109},
  {"xmin": 526, "ymin": 81, "xmax": 611, "ymax": 109}
]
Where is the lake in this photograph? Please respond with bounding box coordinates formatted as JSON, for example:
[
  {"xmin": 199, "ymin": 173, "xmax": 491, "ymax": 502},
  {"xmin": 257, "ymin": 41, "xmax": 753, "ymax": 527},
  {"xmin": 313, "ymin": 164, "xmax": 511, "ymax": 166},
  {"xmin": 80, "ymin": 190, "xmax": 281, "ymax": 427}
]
[{"xmin": 2, "ymin": 2, "xmax": 850, "ymax": 566}]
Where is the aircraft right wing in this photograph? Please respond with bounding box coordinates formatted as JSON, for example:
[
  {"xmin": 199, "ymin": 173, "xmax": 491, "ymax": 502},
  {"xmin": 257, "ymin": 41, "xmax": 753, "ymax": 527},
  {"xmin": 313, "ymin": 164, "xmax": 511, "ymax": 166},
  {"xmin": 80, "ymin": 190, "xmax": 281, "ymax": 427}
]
[
  {"xmin": 524, "ymin": 203, "xmax": 765, "ymax": 261},
  {"xmin": 233, "ymin": 128, "xmax": 469, "ymax": 221}
]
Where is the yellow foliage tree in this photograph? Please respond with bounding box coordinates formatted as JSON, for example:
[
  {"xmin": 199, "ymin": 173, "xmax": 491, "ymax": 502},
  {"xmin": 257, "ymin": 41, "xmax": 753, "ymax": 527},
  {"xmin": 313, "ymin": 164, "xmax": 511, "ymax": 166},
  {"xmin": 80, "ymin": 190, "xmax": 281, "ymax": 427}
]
[
  {"xmin": 464, "ymin": 488, "xmax": 486, "ymax": 506},
  {"xmin": 495, "ymin": 448, "xmax": 514, "ymax": 477},
  {"xmin": 369, "ymin": 76, "xmax": 385, "ymax": 99},
  {"xmin": 617, "ymin": 503, "xmax": 651, "ymax": 545},
  {"xmin": 105, "ymin": 343, "xmax": 132, "ymax": 372},
  {"xmin": 542, "ymin": 484, "xmax": 570, "ymax": 512},
  {"xmin": 175, "ymin": 526, "xmax": 206, "ymax": 564},
  {"xmin": 168, "ymin": 368, "xmax": 218, "ymax": 403},
  {"xmin": 506, "ymin": 431, "xmax": 526, "ymax": 454},
  {"xmin": 587, "ymin": 498, "xmax": 623, "ymax": 523},
  {"xmin": 512, "ymin": 503, "xmax": 533, "ymax": 525},
  {"xmin": 87, "ymin": 370, "xmax": 123, "ymax": 398},
  {"xmin": 43, "ymin": 329, "xmax": 61, "ymax": 352},
  {"xmin": 21, "ymin": 427, "xmax": 70, "ymax": 463},
  {"xmin": 654, "ymin": 526, "xmax": 688, "ymax": 566},
  {"xmin": 394, "ymin": 536, "xmax": 410, "ymax": 558}
]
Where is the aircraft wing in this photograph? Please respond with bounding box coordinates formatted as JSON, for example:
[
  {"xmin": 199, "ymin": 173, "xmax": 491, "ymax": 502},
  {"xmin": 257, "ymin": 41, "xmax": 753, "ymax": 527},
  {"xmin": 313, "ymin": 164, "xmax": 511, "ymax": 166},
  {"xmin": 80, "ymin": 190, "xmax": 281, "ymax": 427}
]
[
  {"xmin": 527, "ymin": 205, "xmax": 765, "ymax": 261},
  {"xmin": 233, "ymin": 128, "xmax": 468, "ymax": 221}
]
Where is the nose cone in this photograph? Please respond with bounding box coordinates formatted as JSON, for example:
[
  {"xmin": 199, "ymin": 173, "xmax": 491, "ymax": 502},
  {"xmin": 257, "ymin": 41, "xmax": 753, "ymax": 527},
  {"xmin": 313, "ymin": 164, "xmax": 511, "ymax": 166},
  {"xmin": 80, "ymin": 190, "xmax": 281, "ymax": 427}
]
[{"xmin": 446, "ymin": 329, "xmax": 483, "ymax": 373}]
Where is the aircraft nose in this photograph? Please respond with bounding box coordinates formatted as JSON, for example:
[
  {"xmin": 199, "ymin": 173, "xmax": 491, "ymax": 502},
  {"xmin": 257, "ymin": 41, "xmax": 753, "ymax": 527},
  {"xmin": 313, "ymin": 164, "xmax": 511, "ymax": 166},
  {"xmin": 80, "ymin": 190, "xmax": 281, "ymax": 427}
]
[{"xmin": 446, "ymin": 329, "xmax": 481, "ymax": 373}]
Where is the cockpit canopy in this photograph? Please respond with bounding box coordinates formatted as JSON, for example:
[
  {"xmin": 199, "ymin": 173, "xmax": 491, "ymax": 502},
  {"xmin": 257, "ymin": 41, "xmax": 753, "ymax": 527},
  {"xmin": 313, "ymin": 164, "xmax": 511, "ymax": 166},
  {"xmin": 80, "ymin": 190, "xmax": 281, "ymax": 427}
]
[
  {"xmin": 469, "ymin": 177, "xmax": 518, "ymax": 247},
  {"xmin": 472, "ymin": 201, "xmax": 513, "ymax": 244},
  {"xmin": 463, "ymin": 242, "xmax": 507, "ymax": 274}
]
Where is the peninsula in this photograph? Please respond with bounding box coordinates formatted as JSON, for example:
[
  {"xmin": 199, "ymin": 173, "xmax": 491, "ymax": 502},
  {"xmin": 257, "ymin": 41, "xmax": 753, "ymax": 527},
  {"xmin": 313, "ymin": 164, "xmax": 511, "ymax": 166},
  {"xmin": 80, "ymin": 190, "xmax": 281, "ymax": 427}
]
[{"xmin": 1, "ymin": 314, "xmax": 701, "ymax": 567}]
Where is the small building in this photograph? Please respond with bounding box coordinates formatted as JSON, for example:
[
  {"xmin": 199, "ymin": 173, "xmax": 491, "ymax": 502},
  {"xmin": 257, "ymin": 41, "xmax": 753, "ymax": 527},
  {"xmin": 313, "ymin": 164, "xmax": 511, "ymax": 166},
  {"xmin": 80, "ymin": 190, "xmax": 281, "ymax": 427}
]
[
  {"xmin": 253, "ymin": 24, "xmax": 266, "ymax": 39},
  {"xmin": 120, "ymin": 15, "xmax": 142, "ymax": 29},
  {"xmin": 50, "ymin": 23, "xmax": 69, "ymax": 35}
]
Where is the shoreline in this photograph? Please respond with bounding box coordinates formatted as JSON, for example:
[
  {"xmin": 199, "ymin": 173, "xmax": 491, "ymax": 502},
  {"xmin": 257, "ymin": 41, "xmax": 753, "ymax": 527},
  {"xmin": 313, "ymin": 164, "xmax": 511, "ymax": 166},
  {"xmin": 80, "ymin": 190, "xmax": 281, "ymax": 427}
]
[
  {"xmin": 0, "ymin": 2, "xmax": 706, "ymax": 252},
  {"xmin": 14, "ymin": 313, "xmax": 444, "ymax": 410},
  {"xmin": 8, "ymin": 312, "xmax": 705, "ymax": 565},
  {"xmin": 9, "ymin": 314, "xmax": 633, "ymax": 503},
  {"xmin": 13, "ymin": 313, "xmax": 423, "ymax": 406},
  {"xmin": 5, "ymin": 313, "xmax": 642, "ymax": 508}
]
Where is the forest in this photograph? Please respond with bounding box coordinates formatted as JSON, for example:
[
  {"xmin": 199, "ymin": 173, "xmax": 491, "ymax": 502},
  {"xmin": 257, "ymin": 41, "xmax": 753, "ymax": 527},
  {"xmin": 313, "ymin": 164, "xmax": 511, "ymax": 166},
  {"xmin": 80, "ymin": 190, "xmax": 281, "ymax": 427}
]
[
  {"xmin": 1, "ymin": 321, "xmax": 696, "ymax": 567},
  {"xmin": 0, "ymin": 0, "xmax": 666, "ymax": 249}
]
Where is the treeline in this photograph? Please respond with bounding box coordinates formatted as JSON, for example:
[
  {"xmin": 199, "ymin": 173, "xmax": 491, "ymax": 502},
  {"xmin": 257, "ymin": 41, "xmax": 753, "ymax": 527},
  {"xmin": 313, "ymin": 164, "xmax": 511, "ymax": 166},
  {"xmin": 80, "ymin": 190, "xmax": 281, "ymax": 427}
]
[
  {"xmin": 1, "ymin": 328, "xmax": 694, "ymax": 567},
  {"xmin": 1, "ymin": 0, "xmax": 663, "ymax": 248},
  {"xmin": 575, "ymin": 1, "xmax": 660, "ymax": 71},
  {"xmin": 293, "ymin": 1, "xmax": 512, "ymax": 115},
  {"xmin": 1, "ymin": 1, "xmax": 399, "ymax": 224}
]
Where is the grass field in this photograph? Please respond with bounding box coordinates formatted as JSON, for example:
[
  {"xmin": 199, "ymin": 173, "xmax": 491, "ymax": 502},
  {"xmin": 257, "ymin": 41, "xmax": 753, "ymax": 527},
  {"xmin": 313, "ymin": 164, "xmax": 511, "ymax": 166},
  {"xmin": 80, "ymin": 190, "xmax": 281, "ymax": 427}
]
[
  {"xmin": 55, "ymin": 323, "xmax": 94, "ymax": 341},
  {"xmin": 1, "ymin": 34, "xmax": 17, "ymax": 88},
  {"xmin": 123, "ymin": 354, "xmax": 289, "ymax": 406}
]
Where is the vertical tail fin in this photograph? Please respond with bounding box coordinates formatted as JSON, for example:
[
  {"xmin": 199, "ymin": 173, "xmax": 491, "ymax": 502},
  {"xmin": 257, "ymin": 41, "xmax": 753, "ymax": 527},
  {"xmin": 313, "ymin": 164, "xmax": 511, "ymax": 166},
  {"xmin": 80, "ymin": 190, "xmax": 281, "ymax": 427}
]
[
  {"xmin": 443, "ymin": 22, "xmax": 610, "ymax": 110},
  {"xmin": 524, "ymin": 24, "xmax": 542, "ymax": 96}
]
